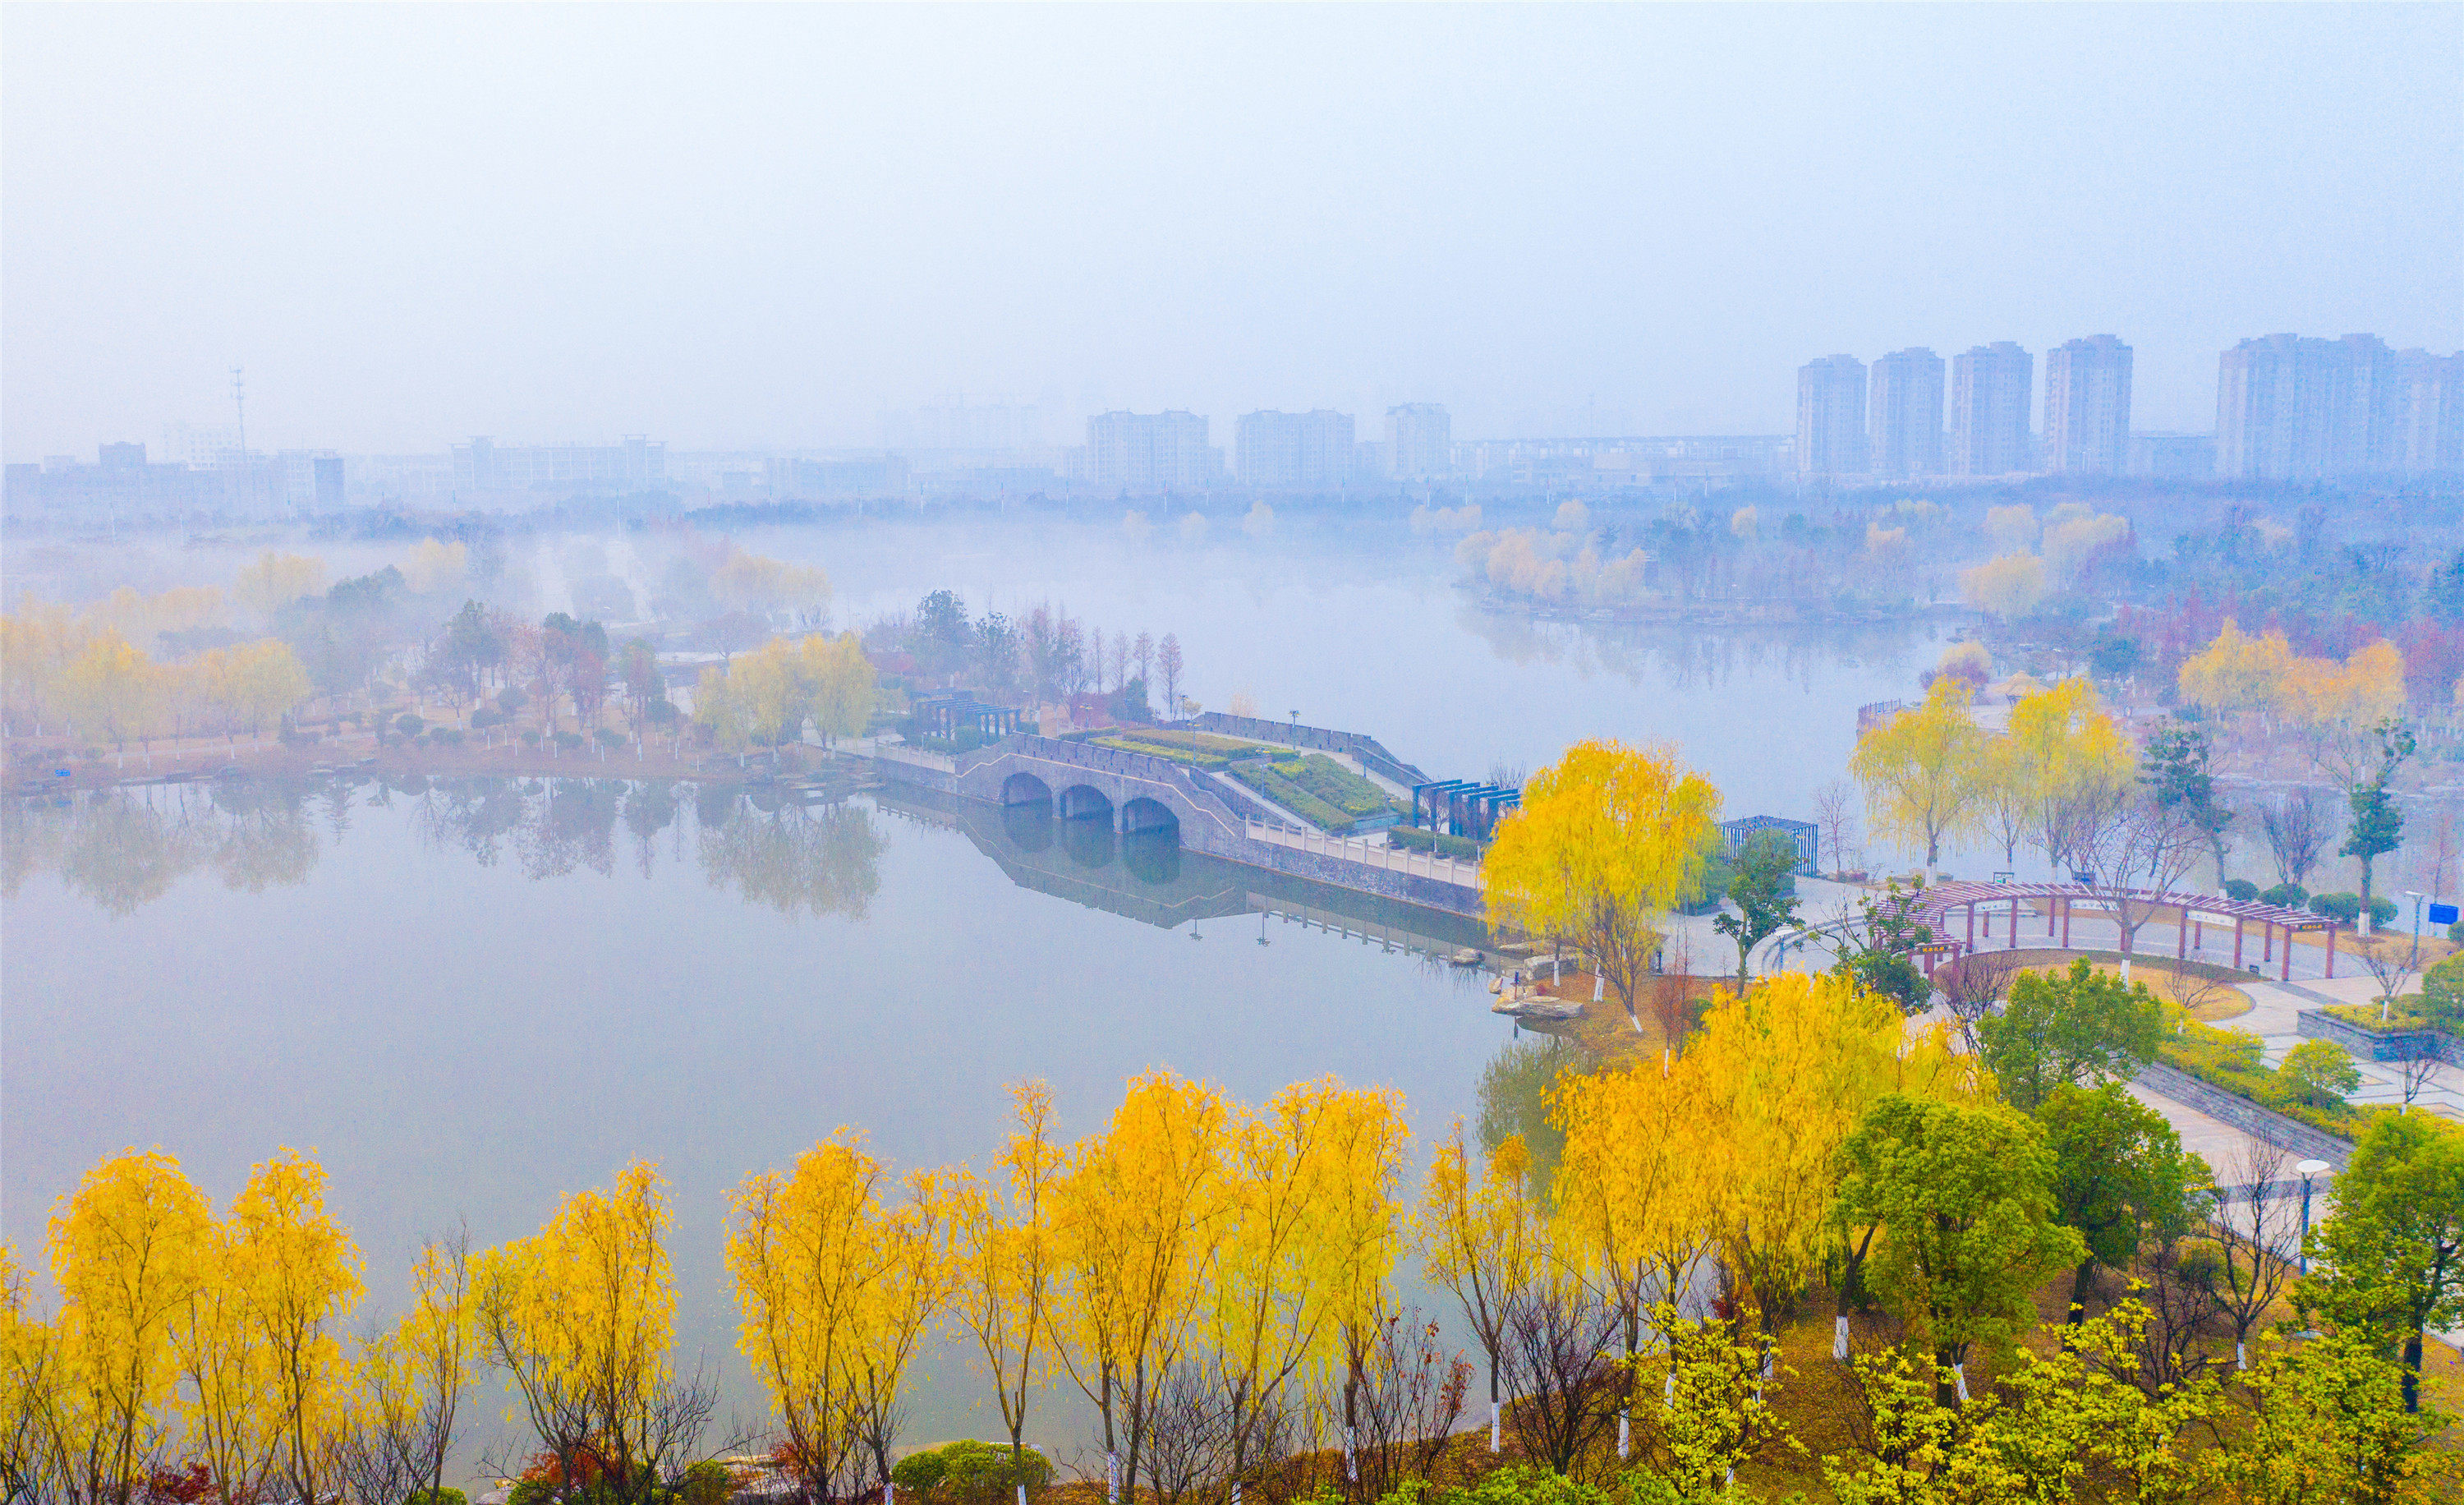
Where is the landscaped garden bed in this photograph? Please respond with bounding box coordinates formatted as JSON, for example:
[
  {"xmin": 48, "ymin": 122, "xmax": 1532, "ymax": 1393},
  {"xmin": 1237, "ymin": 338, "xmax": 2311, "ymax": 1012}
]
[
  {"xmin": 1090, "ymin": 729, "xmax": 1271, "ymax": 770},
  {"xmin": 1227, "ymin": 752, "xmax": 1403, "ymax": 834}
]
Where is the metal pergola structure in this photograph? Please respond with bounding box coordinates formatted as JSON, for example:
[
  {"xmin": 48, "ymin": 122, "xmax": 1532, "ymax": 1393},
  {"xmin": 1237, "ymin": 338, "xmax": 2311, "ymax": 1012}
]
[
  {"xmin": 1908, "ymin": 880, "xmax": 2340, "ymax": 982},
  {"xmin": 913, "ymin": 693, "xmax": 1022, "ymax": 741},
  {"xmin": 1412, "ymin": 780, "xmax": 1520, "ymax": 839}
]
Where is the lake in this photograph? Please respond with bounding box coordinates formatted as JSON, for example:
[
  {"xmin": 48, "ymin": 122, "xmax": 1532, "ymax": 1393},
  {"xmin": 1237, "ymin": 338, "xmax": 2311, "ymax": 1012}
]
[{"xmin": 1, "ymin": 513, "xmax": 1937, "ymax": 1473}]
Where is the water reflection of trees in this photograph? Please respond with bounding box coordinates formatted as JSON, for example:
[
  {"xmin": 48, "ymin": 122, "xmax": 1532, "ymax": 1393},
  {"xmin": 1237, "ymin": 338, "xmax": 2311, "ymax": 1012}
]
[
  {"xmin": 3, "ymin": 782, "xmax": 319, "ymax": 915},
  {"xmin": 694, "ymin": 789, "xmax": 885, "ymax": 920},
  {"xmin": 1455, "ymin": 603, "xmax": 1921, "ymax": 696},
  {"xmin": 13, "ymin": 775, "xmax": 886, "ymax": 923}
]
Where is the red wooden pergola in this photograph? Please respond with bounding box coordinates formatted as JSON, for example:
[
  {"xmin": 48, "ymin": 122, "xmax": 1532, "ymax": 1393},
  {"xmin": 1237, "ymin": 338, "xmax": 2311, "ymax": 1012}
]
[{"xmin": 1906, "ymin": 881, "xmax": 2338, "ymax": 982}]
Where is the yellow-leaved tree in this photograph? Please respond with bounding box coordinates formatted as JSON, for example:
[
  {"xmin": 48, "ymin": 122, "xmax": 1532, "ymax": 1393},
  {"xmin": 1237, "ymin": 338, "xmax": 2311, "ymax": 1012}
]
[
  {"xmin": 1049, "ymin": 1071, "xmax": 1228, "ymax": 1504},
  {"xmin": 61, "ymin": 631, "xmax": 158, "ymax": 754},
  {"xmin": 2177, "ymin": 619, "xmax": 2292, "ymax": 720},
  {"xmin": 1689, "ymin": 973, "xmax": 1979, "ymax": 1366},
  {"xmin": 1417, "ymin": 1125, "xmax": 1542, "ymax": 1453},
  {"xmin": 232, "ymin": 553, "xmax": 329, "ymax": 621},
  {"xmin": 2007, "ymin": 677, "xmax": 2132, "ymax": 877},
  {"xmin": 476, "ymin": 1161, "xmax": 688, "ymax": 1505},
  {"xmin": 728, "ymin": 1135, "xmax": 900, "ymax": 1502},
  {"xmin": 799, "ymin": 633, "xmax": 877, "ymax": 746},
  {"xmin": 345, "ymin": 1231, "xmax": 475, "ymax": 1505},
  {"xmin": 1299, "ymin": 1083, "xmax": 1409, "ymax": 1490},
  {"xmin": 22, "ymin": 1149, "xmax": 215, "ymax": 1505},
  {"xmin": 1850, "ymin": 678, "xmax": 1985, "ymax": 868},
  {"xmin": 946, "ymin": 1084, "xmax": 1063, "ymax": 1490},
  {"xmin": 1550, "ymin": 1056, "xmax": 1709, "ymax": 1460},
  {"xmin": 1483, "ymin": 740, "xmax": 1718, "ymax": 1028},
  {"xmin": 1958, "ymin": 555, "xmax": 2047, "ymax": 619}
]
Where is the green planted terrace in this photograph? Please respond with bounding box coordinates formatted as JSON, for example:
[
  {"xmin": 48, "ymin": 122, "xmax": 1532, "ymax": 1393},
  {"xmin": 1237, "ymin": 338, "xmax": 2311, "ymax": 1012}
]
[{"xmin": 1228, "ymin": 752, "xmax": 1400, "ymax": 834}]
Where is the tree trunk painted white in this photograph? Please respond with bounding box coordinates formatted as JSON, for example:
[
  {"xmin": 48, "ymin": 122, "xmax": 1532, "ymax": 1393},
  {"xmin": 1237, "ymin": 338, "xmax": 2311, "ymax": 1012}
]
[
  {"xmin": 1953, "ymin": 1364, "xmax": 1970, "ymax": 1403},
  {"xmin": 1489, "ymin": 1401, "xmax": 1500, "ymax": 1452},
  {"xmin": 1834, "ymin": 1316, "xmax": 1850, "ymax": 1361}
]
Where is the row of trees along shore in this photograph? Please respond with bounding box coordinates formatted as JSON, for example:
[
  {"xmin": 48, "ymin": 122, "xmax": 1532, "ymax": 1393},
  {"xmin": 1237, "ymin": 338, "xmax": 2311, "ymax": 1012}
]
[
  {"xmin": 1850, "ymin": 669, "xmax": 2421, "ymax": 937},
  {"xmin": 11, "ymin": 974, "xmax": 2461, "ymax": 1504}
]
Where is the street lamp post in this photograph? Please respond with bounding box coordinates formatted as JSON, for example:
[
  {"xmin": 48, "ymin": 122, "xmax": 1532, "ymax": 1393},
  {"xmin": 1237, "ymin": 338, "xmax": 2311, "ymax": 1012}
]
[
  {"xmin": 2296, "ymin": 1158, "xmax": 2329, "ymax": 1274},
  {"xmin": 2406, "ymin": 890, "xmax": 2428, "ymax": 971}
]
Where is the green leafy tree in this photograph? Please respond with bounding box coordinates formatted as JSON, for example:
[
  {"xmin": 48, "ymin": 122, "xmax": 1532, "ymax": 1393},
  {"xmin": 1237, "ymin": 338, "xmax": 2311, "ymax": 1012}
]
[
  {"xmin": 2278, "ymin": 1038, "xmax": 2361, "ymax": 1110},
  {"xmin": 2342, "ymin": 718, "xmax": 2416, "ymax": 935},
  {"xmin": 2221, "ymin": 1328, "xmax": 2454, "ymax": 1500},
  {"xmin": 1712, "ymin": 830, "xmax": 1802, "ymax": 992},
  {"xmin": 1976, "ymin": 959, "xmax": 2163, "ymax": 1112},
  {"xmin": 2305, "ymin": 1112, "xmax": 2464, "ymax": 1414},
  {"xmin": 2142, "ymin": 720, "xmax": 2233, "ymax": 889},
  {"xmin": 2037, "ymin": 1083, "xmax": 2211, "ymax": 1324},
  {"xmin": 1830, "ymin": 881, "xmax": 1936, "ymax": 1016},
  {"xmin": 1835, "ymin": 1095, "xmax": 2086, "ymax": 1406}
]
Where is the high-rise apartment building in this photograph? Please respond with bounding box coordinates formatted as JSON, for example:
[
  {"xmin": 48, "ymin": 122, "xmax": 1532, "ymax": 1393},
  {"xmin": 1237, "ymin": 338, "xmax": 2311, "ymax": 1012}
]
[
  {"xmin": 1385, "ymin": 404, "xmax": 1451, "ymax": 479},
  {"xmin": 1867, "ymin": 348, "xmax": 1945, "ymax": 477},
  {"xmin": 1949, "ymin": 343, "xmax": 2033, "ymax": 477},
  {"xmin": 2393, "ymin": 349, "xmax": 2464, "ymax": 474},
  {"xmin": 1235, "ymin": 409, "xmax": 1356, "ymax": 488},
  {"xmin": 2043, "ymin": 335, "xmax": 2133, "ymax": 475},
  {"xmin": 1795, "ymin": 355, "xmax": 1868, "ymax": 477},
  {"xmin": 2213, "ymin": 334, "xmax": 2439, "ymax": 480},
  {"xmin": 1086, "ymin": 411, "xmax": 1220, "ymax": 490}
]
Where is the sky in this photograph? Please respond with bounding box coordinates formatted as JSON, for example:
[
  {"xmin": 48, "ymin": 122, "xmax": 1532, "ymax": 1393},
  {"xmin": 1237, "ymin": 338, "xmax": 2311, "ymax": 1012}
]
[{"xmin": 3, "ymin": 2, "xmax": 2458, "ymax": 460}]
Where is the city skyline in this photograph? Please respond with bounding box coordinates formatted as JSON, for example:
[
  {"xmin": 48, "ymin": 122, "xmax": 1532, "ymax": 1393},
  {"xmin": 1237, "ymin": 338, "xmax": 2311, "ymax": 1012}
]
[{"xmin": 6, "ymin": 5, "xmax": 2456, "ymax": 460}]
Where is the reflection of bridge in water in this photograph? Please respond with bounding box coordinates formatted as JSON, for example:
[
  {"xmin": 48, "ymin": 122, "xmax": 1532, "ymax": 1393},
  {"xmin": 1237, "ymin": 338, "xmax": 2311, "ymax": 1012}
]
[
  {"xmin": 867, "ymin": 732, "xmax": 1487, "ymax": 918},
  {"xmin": 871, "ymin": 784, "xmax": 1493, "ymax": 956}
]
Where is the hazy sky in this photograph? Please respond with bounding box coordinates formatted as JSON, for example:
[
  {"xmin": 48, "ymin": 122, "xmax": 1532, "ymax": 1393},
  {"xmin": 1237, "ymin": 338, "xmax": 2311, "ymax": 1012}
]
[{"xmin": 4, "ymin": 2, "xmax": 2457, "ymax": 460}]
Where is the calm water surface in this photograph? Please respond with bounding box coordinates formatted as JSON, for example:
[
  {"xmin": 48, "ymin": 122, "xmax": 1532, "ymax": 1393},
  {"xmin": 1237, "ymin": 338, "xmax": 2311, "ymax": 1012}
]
[{"xmin": 4, "ymin": 520, "xmax": 1938, "ymax": 1470}]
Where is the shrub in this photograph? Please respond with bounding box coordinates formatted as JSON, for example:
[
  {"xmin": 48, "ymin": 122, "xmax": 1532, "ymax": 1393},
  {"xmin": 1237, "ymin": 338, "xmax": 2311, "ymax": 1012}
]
[
  {"xmin": 555, "ymin": 730, "xmax": 585, "ymax": 751},
  {"xmin": 2424, "ymin": 953, "xmax": 2464, "ymax": 1029},
  {"xmin": 675, "ymin": 1461, "xmax": 733, "ymax": 1505},
  {"xmin": 395, "ymin": 713, "xmax": 425, "ymax": 737},
  {"xmin": 891, "ymin": 1442, "xmax": 1049, "ymax": 1503},
  {"xmin": 1389, "ymin": 826, "xmax": 1481, "ymax": 859},
  {"xmin": 431, "ymin": 728, "xmax": 464, "ymax": 747},
  {"xmin": 497, "ymin": 688, "xmax": 526, "ymax": 713},
  {"xmin": 2451, "ymin": 916, "xmax": 2464, "ymax": 945},
  {"xmin": 521, "ymin": 729, "xmax": 542, "ymax": 748},
  {"xmin": 2278, "ymin": 1038, "xmax": 2362, "ymax": 1109},
  {"xmin": 648, "ymin": 698, "xmax": 680, "ymax": 725},
  {"xmin": 407, "ymin": 1490, "xmax": 468, "ymax": 1505},
  {"xmin": 471, "ymin": 708, "xmax": 503, "ymax": 730},
  {"xmin": 2261, "ymin": 882, "xmax": 2308, "ymax": 909},
  {"xmin": 2368, "ymin": 895, "xmax": 2397, "ymax": 925},
  {"xmin": 2223, "ymin": 877, "xmax": 2259, "ymax": 902},
  {"xmin": 2310, "ymin": 892, "xmax": 2362, "ymax": 924},
  {"xmin": 596, "ymin": 728, "xmax": 628, "ymax": 750}
]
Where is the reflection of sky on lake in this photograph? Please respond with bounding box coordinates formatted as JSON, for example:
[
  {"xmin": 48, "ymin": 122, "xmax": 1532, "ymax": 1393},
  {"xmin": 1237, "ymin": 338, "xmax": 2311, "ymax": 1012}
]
[{"xmin": 3, "ymin": 776, "xmax": 1502, "ymax": 1471}]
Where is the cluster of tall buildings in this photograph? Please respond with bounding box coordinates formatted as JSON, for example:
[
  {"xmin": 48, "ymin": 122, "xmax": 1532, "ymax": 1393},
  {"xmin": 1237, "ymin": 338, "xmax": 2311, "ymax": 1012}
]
[
  {"xmin": 1073, "ymin": 403, "xmax": 1452, "ymax": 490},
  {"xmin": 1797, "ymin": 332, "xmax": 2462, "ymax": 484},
  {"xmin": 2216, "ymin": 335, "xmax": 2462, "ymax": 480},
  {"xmin": 1797, "ymin": 337, "xmax": 2136, "ymax": 481}
]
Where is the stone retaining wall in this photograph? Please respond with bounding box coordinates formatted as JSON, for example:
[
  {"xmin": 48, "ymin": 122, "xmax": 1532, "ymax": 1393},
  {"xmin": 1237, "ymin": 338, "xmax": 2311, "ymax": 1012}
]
[
  {"xmin": 2132, "ymin": 1062, "xmax": 2351, "ymax": 1170},
  {"xmin": 2296, "ymin": 1007, "xmax": 2464, "ymax": 1065}
]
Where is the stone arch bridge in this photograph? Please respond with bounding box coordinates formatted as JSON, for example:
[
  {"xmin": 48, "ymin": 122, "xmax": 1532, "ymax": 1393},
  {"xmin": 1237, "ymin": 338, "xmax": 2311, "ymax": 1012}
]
[{"xmin": 952, "ymin": 735, "xmax": 1254, "ymax": 854}]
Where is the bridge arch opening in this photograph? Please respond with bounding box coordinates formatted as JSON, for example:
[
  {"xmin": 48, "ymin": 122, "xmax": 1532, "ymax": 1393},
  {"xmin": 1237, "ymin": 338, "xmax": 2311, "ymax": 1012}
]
[
  {"xmin": 1002, "ymin": 772, "xmax": 1053, "ymax": 807},
  {"xmin": 1119, "ymin": 797, "xmax": 1178, "ymax": 837},
  {"xmin": 1058, "ymin": 785, "xmax": 1114, "ymax": 823}
]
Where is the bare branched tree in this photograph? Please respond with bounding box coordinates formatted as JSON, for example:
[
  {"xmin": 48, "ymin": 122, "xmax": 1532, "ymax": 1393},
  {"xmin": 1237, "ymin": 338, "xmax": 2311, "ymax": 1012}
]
[
  {"xmin": 2211, "ymin": 1137, "xmax": 2297, "ymax": 1370},
  {"xmin": 1140, "ymin": 1363, "xmax": 1228, "ymax": 1505},
  {"xmin": 2077, "ymin": 787, "xmax": 2204, "ymax": 971},
  {"xmin": 2398, "ymin": 1050, "xmax": 2443, "ymax": 1112},
  {"xmin": 1498, "ymin": 1275, "xmax": 1622, "ymax": 1475},
  {"xmin": 1349, "ymin": 1310, "xmax": 1472, "ymax": 1500},
  {"xmin": 2113, "ymin": 1227, "xmax": 2225, "ymax": 1396},
  {"xmin": 2157, "ymin": 964, "xmax": 2237, "ymax": 1022},
  {"xmin": 2358, "ymin": 944, "xmax": 2419, "ymax": 1023},
  {"xmin": 1937, "ymin": 950, "xmax": 2025, "ymax": 1053},
  {"xmin": 1813, "ymin": 780, "xmax": 1858, "ymax": 879},
  {"xmin": 2260, "ymin": 788, "xmax": 2333, "ymax": 889}
]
